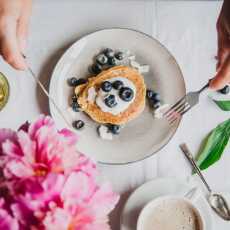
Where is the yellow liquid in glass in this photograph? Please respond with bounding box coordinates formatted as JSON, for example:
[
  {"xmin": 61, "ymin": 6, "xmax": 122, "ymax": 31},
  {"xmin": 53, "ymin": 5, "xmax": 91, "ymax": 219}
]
[{"xmin": 0, "ymin": 72, "xmax": 9, "ymax": 111}]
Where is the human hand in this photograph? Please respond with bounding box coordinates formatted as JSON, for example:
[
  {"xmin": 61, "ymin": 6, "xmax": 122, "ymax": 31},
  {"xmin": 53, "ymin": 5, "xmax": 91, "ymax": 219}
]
[
  {"xmin": 210, "ymin": 0, "xmax": 230, "ymax": 90},
  {"xmin": 0, "ymin": 0, "xmax": 32, "ymax": 70}
]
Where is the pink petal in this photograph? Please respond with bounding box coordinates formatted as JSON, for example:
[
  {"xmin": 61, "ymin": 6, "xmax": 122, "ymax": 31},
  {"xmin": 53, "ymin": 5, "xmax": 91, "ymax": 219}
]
[
  {"xmin": 41, "ymin": 173, "xmax": 65, "ymax": 200},
  {"xmin": 17, "ymin": 131, "xmax": 36, "ymax": 165},
  {"xmin": 43, "ymin": 207, "xmax": 71, "ymax": 230},
  {"xmin": 29, "ymin": 115, "xmax": 54, "ymax": 139},
  {"xmin": 4, "ymin": 160, "xmax": 34, "ymax": 178},
  {"xmin": 87, "ymin": 183, "xmax": 119, "ymax": 218},
  {"xmin": 19, "ymin": 173, "xmax": 65, "ymax": 210},
  {"xmin": 61, "ymin": 152, "xmax": 81, "ymax": 174},
  {"xmin": 11, "ymin": 200, "xmax": 37, "ymax": 226},
  {"xmin": 0, "ymin": 206, "xmax": 19, "ymax": 230},
  {"xmin": 59, "ymin": 129, "xmax": 78, "ymax": 145},
  {"xmin": 35, "ymin": 126, "xmax": 61, "ymax": 166},
  {"xmin": 74, "ymin": 155, "xmax": 98, "ymax": 178},
  {"xmin": 0, "ymin": 129, "xmax": 17, "ymax": 146},
  {"xmin": 61, "ymin": 172, "xmax": 96, "ymax": 206},
  {"xmin": 2, "ymin": 139, "xmax": 22, "ymax": 157}
]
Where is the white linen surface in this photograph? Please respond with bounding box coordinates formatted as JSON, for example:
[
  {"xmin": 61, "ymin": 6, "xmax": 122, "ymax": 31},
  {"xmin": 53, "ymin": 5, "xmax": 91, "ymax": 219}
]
[{"xmin": 0, "ymin": 1, "xmax": 229, "ymax": 229}]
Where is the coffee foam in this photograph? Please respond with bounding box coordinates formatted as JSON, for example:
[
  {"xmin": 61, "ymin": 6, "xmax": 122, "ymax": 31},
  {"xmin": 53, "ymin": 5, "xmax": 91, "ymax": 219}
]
[{"xmin": 142, "ymin": 199, "xmax": 202, "ymax": 230}]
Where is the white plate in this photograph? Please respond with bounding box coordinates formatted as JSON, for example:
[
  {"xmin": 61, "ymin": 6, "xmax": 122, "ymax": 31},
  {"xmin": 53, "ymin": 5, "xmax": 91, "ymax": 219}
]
[
  {"xmin": 49, "ymin": 28, "xmax": 185, "ymax": 164},
  {"xmin": 120, "ymin": 177, "xmax": 213, "ymax": 230}
]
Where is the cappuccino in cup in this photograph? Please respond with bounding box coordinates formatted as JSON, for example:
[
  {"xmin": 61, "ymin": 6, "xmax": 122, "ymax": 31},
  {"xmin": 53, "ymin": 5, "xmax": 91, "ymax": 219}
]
[{"xmin": 137, "ymin": 197, "xmax": 204, "ymax": 230}]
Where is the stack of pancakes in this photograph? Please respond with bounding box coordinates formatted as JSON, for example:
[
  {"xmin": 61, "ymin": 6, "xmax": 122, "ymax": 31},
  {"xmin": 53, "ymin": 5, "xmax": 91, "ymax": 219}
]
[{"xmin": 76, "ymin": 66, "xmax": 146, "ymax": 125}]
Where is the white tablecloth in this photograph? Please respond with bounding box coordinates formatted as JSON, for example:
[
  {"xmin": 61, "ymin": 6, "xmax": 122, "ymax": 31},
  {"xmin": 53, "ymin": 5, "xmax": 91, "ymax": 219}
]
[{"xmin": 0, "ymin": 0, "xmax": 229, "ymax": 229}]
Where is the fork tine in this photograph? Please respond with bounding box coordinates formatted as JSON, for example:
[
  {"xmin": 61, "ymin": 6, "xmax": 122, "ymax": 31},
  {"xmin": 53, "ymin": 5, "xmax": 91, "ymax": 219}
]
[
  {"xmin": 164, "ymin": 96, "xmax": 186, "ymax": 116},
  {"xmin": 168, "ymin": 104, "xmax": 191, "ymax": 125},
  {"xmin": 166, "ymin": 102, "xmax": 189, "ymax": 123},
  {"xmin": 167, "ymin": 102, "xmax": 190, "ymax": 120},
  {"xmin": 165, "ymin": 101, "xmax": 187, "ymax": 119},
  {"xmin": 180, "ymin": 105, "xmax": 192, "ymax": 116},
  {"xmin": 169, "ymin": 115, "xmax": 181, "ymax": 126}
]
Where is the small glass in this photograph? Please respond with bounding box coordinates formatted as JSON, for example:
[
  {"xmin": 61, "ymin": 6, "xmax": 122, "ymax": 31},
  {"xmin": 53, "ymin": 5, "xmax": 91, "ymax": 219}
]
[{"xmin": 0, "ymin": 72, "xmax": 9, "ymax": 111}]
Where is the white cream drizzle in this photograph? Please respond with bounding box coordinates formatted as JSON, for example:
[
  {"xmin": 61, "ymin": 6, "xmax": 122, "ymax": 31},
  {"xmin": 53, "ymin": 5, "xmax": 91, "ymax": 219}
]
[
  {"xmin": 87, "ymin": 87, "xmax": 97, "ymax": 103},
  {"xmin": 95, "ymin": 77, "xmax": 136, "ymax": 115}
]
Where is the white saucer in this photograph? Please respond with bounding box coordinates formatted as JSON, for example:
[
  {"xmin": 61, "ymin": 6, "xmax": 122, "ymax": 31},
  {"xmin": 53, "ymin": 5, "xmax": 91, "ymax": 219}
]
[
  {"xmin": 49, "ymin": 28, "xmax": 185, "ymax": 164},
  {"xmin": 120, "ymin": 177, "xmax": 213, "ymax": 230}
]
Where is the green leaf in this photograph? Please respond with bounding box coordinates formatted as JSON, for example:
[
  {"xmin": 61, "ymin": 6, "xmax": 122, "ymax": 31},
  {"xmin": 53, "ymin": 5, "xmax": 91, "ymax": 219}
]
[
  {"xmin": 213, "ymin": 100, "xmax": 230, "ymax": 111},
  {"xmin": 196, "ymin": 119, "xmax": 230, "ymax": 170},
  {"xmin": 209, "ymin": 92, "xmax": 230, "ymax": 111}
]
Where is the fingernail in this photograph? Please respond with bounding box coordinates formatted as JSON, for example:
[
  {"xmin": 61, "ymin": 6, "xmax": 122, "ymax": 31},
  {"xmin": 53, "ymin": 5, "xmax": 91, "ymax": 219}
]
[
  {"xmin": 18, "ymin": 56, "xmax": 28, "ymax": 70},
  {"xmin": 20, "ymin": 38, "xmax": 27, "ymax": 54}
]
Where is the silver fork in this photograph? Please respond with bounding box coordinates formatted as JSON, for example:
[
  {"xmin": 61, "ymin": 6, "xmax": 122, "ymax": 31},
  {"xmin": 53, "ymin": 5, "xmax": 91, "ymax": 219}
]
[{"xmin": 164, "ymin": 82, "xmax": 209, "ymax": 125}]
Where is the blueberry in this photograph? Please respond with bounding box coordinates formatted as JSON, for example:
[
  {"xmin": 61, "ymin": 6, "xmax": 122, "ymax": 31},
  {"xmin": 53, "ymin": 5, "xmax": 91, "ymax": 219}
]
[
  {"xmin": 146, "ymin": 89, "xmax": 155, "ymax": 99},
  {"xmin": 96, "ymin": 54, "xmax": 108, "ymax": 65},
  {"xmin": 153, "ymin": 102, "xmax": 161, "ymax": 109},
  {"xmin": 71, "ymin": 101, "xmax": 81, "ymax": 112},
  {"xmin": 146, "ymin": 89, "xmax": 160, "ymax": 101},
  {"xmin": 68, "ymin": 77, "xmax": 78, "ymax": 87},
  {"xmin": 101, "ymin": 81, "xmax": 112, "ymax": 92},
  {"xmin": 108, "ymin": 124, "xmax": 121, "ymax": 135},
  {"xmin": 104, "ymin": 95, "xmax": 117, "ymax": 108},
  {"xmin": 149, "ymin": 100, "xmax": 161, "ymax": 109},
  {"xmin": 115, "ymin": 51, "xmax": 125, "ymax": 60},
  {"xmin": 112, "ymin": 80, "xmax": 124, "ymax": 90},
  {"xmin": 152, "ymin": 93, "xmax": 160, "ymax": 102},
  {"xmin": 108, "ymin": 57, "xmax": 116, "ymax": 66},
  {"xmin": 71, "ymin": 94, "xmax": 78, "ymax": 103},
  {"xmin": 119, "ymin": 87, "xmax": 134, "ymax": 102},
  {"xmin": 91, "ymin": 63, "xmax": 102, "ymax": 75},
  {"xmin": 72, "ymin": 120, "xmax": 85, "ymax": 130},
  {"xmin": 75, "ymin": 78, "xmax": 88, "ymax": 86},
  {"xmin": 218, "ymin": 85, "xmax": 230, "ymax": 95},
  {"xmin": 104, "ymin": 48, "xmax": 115, "ymax": 58}
]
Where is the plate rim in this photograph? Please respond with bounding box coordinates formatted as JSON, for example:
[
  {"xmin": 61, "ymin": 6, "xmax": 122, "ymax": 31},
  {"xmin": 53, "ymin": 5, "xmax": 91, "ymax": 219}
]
[{"xmin": 49, "ymin": 27, "xmax": 186, "ymax": 165}]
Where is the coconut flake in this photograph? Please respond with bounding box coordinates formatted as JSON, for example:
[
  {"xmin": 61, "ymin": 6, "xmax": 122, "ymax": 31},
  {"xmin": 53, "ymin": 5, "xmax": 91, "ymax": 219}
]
[
  {"xmin": 98, "ymin": 125, "xmax": 113, "ymax": 140},
  {"xmin": 128, "ymin": 55, "xmax": 136, "ymax": 61},
  {"xmin": 138, "ymin": 65, "xmax": 150, "ymax": 74},
  {"xmin": 154, "ymin": 104, "xmax": 170, "ymax": 119},
  {"xmin": 130, "ymin": 60, "xmax": 140, "ymax": 69}
]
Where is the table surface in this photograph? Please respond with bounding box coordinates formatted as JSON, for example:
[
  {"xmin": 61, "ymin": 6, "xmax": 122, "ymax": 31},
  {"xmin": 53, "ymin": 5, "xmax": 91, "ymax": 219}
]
[{"xmin": 0, "ymin": 0, "xmax": 229, "ymax": 229}]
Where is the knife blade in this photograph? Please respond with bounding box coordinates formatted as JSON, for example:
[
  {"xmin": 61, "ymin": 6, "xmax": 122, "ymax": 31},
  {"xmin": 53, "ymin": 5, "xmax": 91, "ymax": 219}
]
[{"xmin": 24, "ymin": 56, "xmax": 72, "ymax": 128}]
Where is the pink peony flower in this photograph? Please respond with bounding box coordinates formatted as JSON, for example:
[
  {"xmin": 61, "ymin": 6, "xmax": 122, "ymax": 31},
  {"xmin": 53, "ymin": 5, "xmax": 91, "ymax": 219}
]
[
  {"xmin": 0, "ymin": 199, "xmax": 19, "ymax": 230},
  {"xmin": 42, "ymin": 173, "xmax": 118, "ymax": 230},
  {"xmin": 0, "ymin": 116, "xmax": 81, "ymax": 180},
  {"xmin": 0, "ymin": 115, "xmax": 119, "ymax": 230},
  {"xmin": 14, "ymin": 172, "xmax": 118, "ymax": 229}
]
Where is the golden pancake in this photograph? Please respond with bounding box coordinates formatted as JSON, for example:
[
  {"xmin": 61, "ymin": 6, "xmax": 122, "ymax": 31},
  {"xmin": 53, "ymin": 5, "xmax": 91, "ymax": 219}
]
[{"xmin": 76, "ymin": 66, "xmax": 146, "ymax": 125}]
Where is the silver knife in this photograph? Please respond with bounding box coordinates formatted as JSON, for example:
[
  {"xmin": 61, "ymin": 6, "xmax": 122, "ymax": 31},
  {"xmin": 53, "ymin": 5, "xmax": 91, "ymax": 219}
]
[{"xmin": 24, "ymin": 55, "xmax": 72, "ymax": 128}]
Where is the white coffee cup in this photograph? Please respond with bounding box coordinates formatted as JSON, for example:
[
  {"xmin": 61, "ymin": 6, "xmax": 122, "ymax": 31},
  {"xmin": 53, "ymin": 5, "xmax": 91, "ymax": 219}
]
[{"xmin": 137, "ymin": 196, "xmax": 205, "ymax": 230}]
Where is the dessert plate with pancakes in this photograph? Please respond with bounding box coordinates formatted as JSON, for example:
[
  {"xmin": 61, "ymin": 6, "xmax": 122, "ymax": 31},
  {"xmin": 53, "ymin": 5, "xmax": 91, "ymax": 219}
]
[{"xmin": 49, "ymin": 28, "xmax": 185, "ymax": 164}]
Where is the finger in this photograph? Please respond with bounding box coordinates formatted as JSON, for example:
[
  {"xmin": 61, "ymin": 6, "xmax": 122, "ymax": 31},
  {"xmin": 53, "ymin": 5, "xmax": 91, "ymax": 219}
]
[
  {"xmin": 17, "ymin": 18, "xmax": 28, "ymax": 53},
  {"xmin": 210, "ymin": 55, "xmax": 230, "ymax": 90},
  {"xmin": 0, "ymin": 16, "xmax": 27, "ymax": 70},
  {"xmin": 217, "ymin": 48, "xmax": 230, "ymax": 71},
  {"xmin": 216, "ymin": 17, "xmax": 229, "ymax": 69},
  {"xmin": 17, "ymin": 0, "xmax": 32, "ymax": 53}
]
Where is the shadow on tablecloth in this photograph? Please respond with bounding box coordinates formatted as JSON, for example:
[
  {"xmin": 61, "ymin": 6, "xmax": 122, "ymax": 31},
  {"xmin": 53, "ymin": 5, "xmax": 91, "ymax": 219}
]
[{"xmin": 109, "ymin": 189, "xmax": 133, "ymax": 230}]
